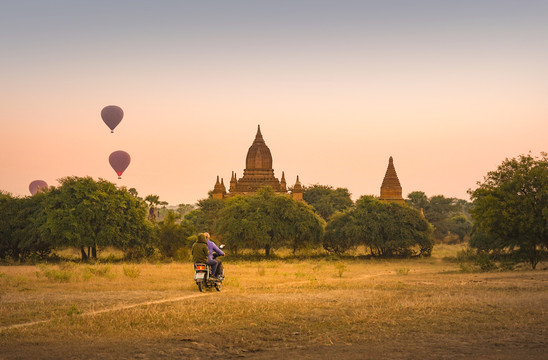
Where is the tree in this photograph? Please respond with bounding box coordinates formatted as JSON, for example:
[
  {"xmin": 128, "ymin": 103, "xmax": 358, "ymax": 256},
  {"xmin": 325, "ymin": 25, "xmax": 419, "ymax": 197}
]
[
  {"xmin": 145, "ymin": 195, "xmax": 161, "ymax": 221},
  {"xmin": 176, "ymin": 203, "xmax": 195, "ymax": 218},
  {"xmin": 0, "ymin": 192, "xmax": 52, "ymax": 262},
  {"xmin": 216, "ymin": 188, "xmax": 325, "ymax": 256},
  {"xmin": 185, "ymin": 198, "xmax": 226, "ymax": 235},
  {"xmin": 448, "ymin": 215, "xmax": 473, "ymax": 242},
  {"xmin": 0, "ymin": 192, "xmax": 25, "ymax": 261},
  {"xmin": 214, "ymin": 195, "xmax": 261, "ymax": 255},
  {"xmin": 406, "ymin": 191, "xmax": 429, "ymax": 212},
  {"xmin": 128, "ymin": 188, "xmax": 140, "ymax": 199},
  {"xmin": 288, "ymin": 200, "xmax": 326, "ymax": 253},
  {"xmin": 156, "ymin": 211, "xmax": 195, "ymax": 258},
  {"xmin": 323, "ymin": 196, "xmax": 434, "ymax": 257},
  {"xmin": 43, "ymin": 176, "xmax": 153, "ymax": 261},
  {"xmin": 468, "ymin": 153, "xmax": 548, "ymax": 269},
  {"xmin": 323, "ymin": 211, "xmax": 357, "ymax": 254},
  {"xmin": 406, "ymin": 191, "xmax": 471, "ymax": 241},
  {"xmin": 303, "ymin": 184, "xmax": 353, "ymax": 220}
]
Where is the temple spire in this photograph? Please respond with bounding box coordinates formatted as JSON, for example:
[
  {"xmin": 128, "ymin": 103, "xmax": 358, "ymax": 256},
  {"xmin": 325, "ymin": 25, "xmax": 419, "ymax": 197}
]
[
  {"xmin": 212, "ymin": 176, "xmax": 226, "ymax": 199},
  {"xmin": 379, "ymin": 156, "xmax": 404, "ymax": 203},
  {"xmin": 255, "ymin": 124, "xmax": 264, "ymax": 142},
  {"xmin": 229, "ymin": 171, "xmax": 237, "ymax": 192},
  {"xmin": 220, "ymin": 178, "xmax": 227, "ymax": 194},
  {"xmin": 292, "ymin": 175, "xmax": 303, "ymax": 201}
]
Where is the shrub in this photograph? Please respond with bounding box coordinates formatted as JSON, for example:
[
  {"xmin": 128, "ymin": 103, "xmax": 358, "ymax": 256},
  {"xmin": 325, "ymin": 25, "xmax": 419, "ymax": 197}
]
[
  {"xmin": 474, "ymin": 252, "xmax": 497, "ymax": 272},
  {"xmin": 456, "ymin": 247, "xmax": 476, "ymax": 262},
  {"xmin": 335, "ymin": 262, "xmax": 347, "ymax": 278},
  {"xmin": 67, "ymin": 304, "xmax": 81, "ymax": 317},
  {"xmin": 123, "ymin": 264, "xmax": 141, "ymax": 279},
  {"xmin": 174, "ymin": 247, "xmax": 191, "ymax": 262},
  {"xmin": 38, "ymin": 265, "xmax": 73, "ymax": 282}
]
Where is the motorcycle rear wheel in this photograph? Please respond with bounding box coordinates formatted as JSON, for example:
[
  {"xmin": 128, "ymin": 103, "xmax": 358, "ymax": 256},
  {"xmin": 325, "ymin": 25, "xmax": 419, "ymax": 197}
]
[{"xmin": 197, "ymin": 280, "xmax": 204, "ymax": 292}]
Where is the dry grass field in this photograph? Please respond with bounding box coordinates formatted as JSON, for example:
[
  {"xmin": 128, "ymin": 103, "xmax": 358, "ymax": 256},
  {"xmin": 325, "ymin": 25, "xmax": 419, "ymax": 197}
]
[{"xmin": 0, "ymin": 245, "xmax": 547, "ymax": 359}]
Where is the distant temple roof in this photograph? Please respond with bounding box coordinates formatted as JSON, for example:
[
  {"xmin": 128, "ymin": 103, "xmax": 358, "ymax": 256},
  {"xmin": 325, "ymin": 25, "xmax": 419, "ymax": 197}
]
[
  {"xmin": 212, "ymin": 125, "xmax": 302, "ymax": 200},
  {"xmin": 245, "ymin": 125, "xmax": 273, "ymax": 170}
]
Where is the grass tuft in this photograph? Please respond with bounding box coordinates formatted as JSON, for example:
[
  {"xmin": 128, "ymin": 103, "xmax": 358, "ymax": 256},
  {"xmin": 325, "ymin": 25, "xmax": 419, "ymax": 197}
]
[
  {"xmin": 123, "ymin": 264, "xmax": 141, "ymax": 279},
  {"xmin": 37, "ymin": 264, "xmax": 73, "ymax": 282},
  {"xmin": 334, "ymin": 262, "xmax": 347, "ymax": 278},
  {"xmin": 67, "ymin": 304, "xmax": 81, "ymax": 317},
  {"xmin": 257, "ymin": 264, "xmax": 266, "ymax": 276}
]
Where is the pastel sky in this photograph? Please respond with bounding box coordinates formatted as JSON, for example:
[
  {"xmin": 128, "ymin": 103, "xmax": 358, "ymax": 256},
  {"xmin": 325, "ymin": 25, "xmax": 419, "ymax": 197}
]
[{"xmin": 1, "ymin": 1, "xmax": 547, "ymax": 205}]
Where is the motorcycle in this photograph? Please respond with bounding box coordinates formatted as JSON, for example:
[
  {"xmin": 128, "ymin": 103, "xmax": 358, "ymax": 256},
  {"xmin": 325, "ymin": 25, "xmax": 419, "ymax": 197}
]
[{"xmin": 194, "ymin": 245, "xmax": 225, "ymax": 292}]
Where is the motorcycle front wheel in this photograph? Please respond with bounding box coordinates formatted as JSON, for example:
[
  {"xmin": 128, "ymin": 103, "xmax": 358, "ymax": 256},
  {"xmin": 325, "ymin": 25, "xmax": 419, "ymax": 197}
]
[{"xmin": 214, "ymin": 282, "xmax": 222, "ymax": 292}]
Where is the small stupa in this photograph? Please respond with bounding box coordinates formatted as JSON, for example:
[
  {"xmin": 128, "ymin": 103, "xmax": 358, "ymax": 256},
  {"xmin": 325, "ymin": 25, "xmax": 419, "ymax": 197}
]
[
  {"xmin": 292, "ymin": 175, "xmax": 304, "ymax": 201},
  {"xmin": 379, "ymin": 156, "xmax": 405, "ymax": 204}
]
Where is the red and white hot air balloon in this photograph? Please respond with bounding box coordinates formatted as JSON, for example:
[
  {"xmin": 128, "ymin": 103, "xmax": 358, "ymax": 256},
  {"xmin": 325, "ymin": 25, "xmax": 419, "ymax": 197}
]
[
  {"xmin": 109, "ymin": 151, "xmax": 131, "ymax": 179},
  {"xmin": 101, "ymin": 105, "xmax": 124, "ymax": 133},
  {"xmin": 29, "ymin": 180, "xmax": 48, "ymax": 195}
]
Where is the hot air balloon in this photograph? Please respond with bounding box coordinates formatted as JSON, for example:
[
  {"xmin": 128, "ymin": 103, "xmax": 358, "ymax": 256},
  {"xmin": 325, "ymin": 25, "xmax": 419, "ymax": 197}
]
[
  {"xmin": 101, "ymin": 105, "xmax": 124, "ymax": 133},
  {"xmin": 109, "ymin": 151, "xmax": 131, "ymax": 179},
  {"xmin": 29, "ymin": 180, "xmax": 48, "ymax": 195}
]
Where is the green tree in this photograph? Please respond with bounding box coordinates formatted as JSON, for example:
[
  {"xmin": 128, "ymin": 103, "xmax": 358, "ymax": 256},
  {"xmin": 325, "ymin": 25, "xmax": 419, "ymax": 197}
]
[
  {"xmin": 406, "ymin": 191, "xmax": 429, "ymax": 212},
  {"xmin": 448, "ymin": 214, "xmax": 473, "ymax": 242},
  {"xmin": 43, "ymin": 176, "xmax": 152, "ymax": 261},
  {"xmin": 324, "ymin": 196, "xmax": 434, "ymax": 257},
  {"xmin": 0, "ymin": 192, "xmax": 52, "ymax": 262},
  {"xmin": 185, "ymin": 198, "xmax": 225, "ymax": 235},
  {"xmin": 0, "ymin": 193, "xmax": 24, "ymax": 261},
  {"xmin": 406, "ymin": 191, "xmax": 471, "ymax": 241},
  {"xmin": 323, "ymin": 211, "xmax": 357, "ymax": 254},
  {"xmin": 145, "ymin": 194, "xmax": 161, "ymax": 221},
  {"xmin": 214, "ymin": 195, "xmax": 259, "ymax": 255},
  {"xmin": 128, "ymin": 188, "xmax": 140, "ymax": 199},
  {"xmin": 156, "ymin": 211, "xmax": 196, "ymax": 258},
  {"xmin": 303, "ymin": 184, "xmax": 353, "ymax": 220},
  {"xmin": 216, "ymin": 188, "xmax": 324, "ymax": 256},
  {"xmin": 176, "ymin": 203, "xmax": 195, "ymax": 218},
  {"xmin": 288, "ymin": 200, "xmax": 325, "ymax": 253},
  {"xmin": 468, "ymin": 152, "xmax": 548, "ymax": 269}
]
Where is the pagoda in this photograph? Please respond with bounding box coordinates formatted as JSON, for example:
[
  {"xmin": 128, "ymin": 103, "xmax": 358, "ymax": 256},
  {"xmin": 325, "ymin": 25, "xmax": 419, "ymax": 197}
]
[
  {"xmin": 379, "ymin": 156, "xmax": 405, "ymax": 204},
  {"xmin": 212, "ymin": 125, "xmax": 302, "ymax": 200}
]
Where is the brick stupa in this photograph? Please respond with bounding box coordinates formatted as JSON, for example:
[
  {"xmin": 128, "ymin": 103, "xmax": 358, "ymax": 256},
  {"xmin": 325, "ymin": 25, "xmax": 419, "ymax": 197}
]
[{"xmin": 379, "ymin": 156, "xmax": 405, "ymax": 204}]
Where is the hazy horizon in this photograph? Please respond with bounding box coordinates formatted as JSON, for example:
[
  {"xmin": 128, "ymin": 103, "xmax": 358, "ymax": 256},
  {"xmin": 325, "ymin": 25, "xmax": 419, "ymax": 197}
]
[{"xmin": 1, "ymin": 1, "xmax": 547, "ymax": 205}]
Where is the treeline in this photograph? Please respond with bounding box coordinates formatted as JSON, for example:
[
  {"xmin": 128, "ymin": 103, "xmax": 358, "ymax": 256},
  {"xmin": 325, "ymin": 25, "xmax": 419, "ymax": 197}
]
[
  {"xmin": 2, "ymin": 152, "xmax": 545, "ymax": 268},
  {"xmin": 1, "ymin": 179, "xmax": 466, "ymax": 263}
]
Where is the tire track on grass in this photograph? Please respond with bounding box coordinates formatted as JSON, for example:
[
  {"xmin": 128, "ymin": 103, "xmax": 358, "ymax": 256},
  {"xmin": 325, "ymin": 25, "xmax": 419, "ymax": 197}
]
[{"xmin": 0, "ymin": 293, "xmax": 209, "ymax": 332}]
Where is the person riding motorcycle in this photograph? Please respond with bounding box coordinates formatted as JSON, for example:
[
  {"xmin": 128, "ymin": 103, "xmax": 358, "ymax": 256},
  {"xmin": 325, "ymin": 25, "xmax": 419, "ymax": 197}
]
[
  {"xmin": 192, "ymin": 233, "xmax": 212, "ymax": 269},
  {"xmin": 204, "ymin": 232, "xmax": 225, "ymax": 278}
]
